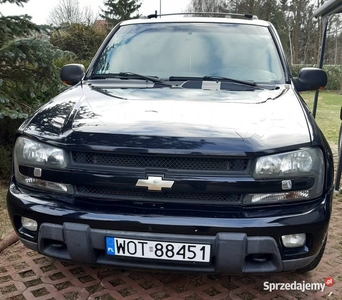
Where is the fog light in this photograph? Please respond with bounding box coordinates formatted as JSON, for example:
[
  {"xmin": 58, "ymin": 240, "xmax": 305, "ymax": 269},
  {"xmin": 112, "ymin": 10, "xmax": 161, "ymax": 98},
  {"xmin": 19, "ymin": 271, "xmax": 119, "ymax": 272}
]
[
  {"xmin": 21, "ymin": 217, "xmax": 38, "ymax": 232},
  {"xmin": 282, "ymin": 233, "xmax": 306, "ymax": 248}
]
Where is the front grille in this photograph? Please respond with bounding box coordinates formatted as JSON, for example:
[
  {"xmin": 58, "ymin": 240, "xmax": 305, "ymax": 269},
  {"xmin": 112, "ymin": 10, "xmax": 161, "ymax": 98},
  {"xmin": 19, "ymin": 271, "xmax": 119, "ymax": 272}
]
[
  {"xmin": 76, "ymin": 185, "xmax": 242, "ymax": 205},
  {"xmin": 72, "ymin": 152, "xmax": 248, "ymax": 172}
]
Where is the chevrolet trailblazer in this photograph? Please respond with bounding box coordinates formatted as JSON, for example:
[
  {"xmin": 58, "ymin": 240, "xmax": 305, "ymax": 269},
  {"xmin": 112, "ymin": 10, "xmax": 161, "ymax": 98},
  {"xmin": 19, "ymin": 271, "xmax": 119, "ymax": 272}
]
[{"xmin": 7, "ymin": 13, "xmax": 333, "ymax": 274}]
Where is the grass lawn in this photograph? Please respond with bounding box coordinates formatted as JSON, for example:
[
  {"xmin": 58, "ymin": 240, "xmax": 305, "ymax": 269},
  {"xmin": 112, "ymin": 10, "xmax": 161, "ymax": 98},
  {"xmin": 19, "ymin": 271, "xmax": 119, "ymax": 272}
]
[
  {"xmin": 301, "ymin": 90, "xmax": 342, "ymax": 144},
  {"xmin": 0, "ymin": 90, "xmax": 341, "ymax": 240}
]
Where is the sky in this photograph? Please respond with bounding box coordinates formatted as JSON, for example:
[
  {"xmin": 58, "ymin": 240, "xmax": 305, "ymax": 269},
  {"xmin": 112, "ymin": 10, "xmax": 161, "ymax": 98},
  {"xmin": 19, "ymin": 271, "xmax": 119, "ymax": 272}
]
[{"xmin": 1, "ymin": 0, "xmax": 190, "ymax": 25}]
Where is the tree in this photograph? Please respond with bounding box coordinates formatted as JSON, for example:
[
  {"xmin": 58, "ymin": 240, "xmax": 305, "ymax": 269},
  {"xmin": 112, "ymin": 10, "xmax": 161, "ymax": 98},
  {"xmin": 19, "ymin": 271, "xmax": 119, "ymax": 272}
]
[
  {"xmin": 47, "ymin": 0, "xmax": 96, "ymax": 26},
  {"xmin": 187, "ymin": 0, "xmax": 228, "ymax": 13},
  {"xmin": 100, "ymin": 0, "xmax": 142, "ymax": 27},
  {"xmin": 50, "ymin": 23, "xmax": 107, "ymax": 61},
  {"xmin": 0, "ymin": 0, "xmax": 75, "ymax": 118},
  {"xmin": 0, "ymin": 0, "xmax": 28, "ymax": 5},
  {"xmin": 277, "ymin": 0, "xmax": 320, "ymax": 64}
]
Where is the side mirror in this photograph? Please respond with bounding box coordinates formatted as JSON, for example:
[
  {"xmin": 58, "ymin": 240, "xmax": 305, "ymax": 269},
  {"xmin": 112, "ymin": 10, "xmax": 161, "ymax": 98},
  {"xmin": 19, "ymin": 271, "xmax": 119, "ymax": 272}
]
[
  {"xmin": 60, "ymin": 64, "xmax": 85, "ymax": 86},
  {"xmin": 293, "ymin": 67, "xmax": 327, "ymax": 92}
]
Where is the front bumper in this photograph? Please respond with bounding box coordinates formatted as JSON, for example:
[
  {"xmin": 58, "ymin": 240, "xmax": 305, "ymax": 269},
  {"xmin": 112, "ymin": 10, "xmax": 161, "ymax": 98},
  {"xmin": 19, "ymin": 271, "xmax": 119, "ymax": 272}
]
[
  {"xmin": 22, "ymin": 222, "xmax": 318, "ymax": 274},
  {"xmin": 7, "ymin": 183, "xmax": 332, "ymax": 274}
]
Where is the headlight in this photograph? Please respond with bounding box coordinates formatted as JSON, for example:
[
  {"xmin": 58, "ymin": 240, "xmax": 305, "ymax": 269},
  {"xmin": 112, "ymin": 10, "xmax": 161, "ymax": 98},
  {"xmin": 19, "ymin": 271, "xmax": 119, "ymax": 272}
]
[
  {"xmin": 253, "ymin": 148, "xmax": 321, "ymax": 178},
  {"xmin": 14, "ymin": 137, "xmax": 72, "ymax": 194},
  {"xmin": 245, "ymin": 148, "xmax": 324, "ymax": 204},
  {"xmin": 15, "ymin": 137, "xmax": 67, "ymax": 169}
]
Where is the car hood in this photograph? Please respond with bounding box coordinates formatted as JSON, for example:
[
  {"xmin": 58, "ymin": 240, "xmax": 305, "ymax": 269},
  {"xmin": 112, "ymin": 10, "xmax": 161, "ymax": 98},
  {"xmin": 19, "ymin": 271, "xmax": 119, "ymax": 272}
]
[{"xmin": 24, "ymin": 84, "xmax": 311, "ymax": 154}]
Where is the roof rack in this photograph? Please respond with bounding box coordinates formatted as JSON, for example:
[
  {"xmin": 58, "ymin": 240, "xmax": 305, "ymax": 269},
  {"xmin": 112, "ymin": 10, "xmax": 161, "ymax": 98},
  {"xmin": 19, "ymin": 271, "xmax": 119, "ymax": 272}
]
[{"xmin": 147, "ymin": 12, "xmax": 258, "ymax": 20}]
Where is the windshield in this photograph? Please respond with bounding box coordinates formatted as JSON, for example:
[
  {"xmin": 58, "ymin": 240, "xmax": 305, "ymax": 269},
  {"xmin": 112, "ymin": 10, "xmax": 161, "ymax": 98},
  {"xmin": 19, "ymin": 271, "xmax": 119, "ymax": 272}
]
[{"xmin": 92, "ymin": 22, "xmax": 285, "ymax": 84}]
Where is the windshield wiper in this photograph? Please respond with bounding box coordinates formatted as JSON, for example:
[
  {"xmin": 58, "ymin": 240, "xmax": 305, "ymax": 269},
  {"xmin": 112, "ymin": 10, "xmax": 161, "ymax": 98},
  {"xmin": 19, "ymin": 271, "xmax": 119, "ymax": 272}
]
[
  {"xmin": 169, "ymin": 76, "xmax": 261, "ymax": 88},
  {"xmin": 203, "ymin": 76, "xmax": 257, "ymax": 87},
  {"xmin": 90, "ymin": 72, "xmax": 172, "ymax": 86}
]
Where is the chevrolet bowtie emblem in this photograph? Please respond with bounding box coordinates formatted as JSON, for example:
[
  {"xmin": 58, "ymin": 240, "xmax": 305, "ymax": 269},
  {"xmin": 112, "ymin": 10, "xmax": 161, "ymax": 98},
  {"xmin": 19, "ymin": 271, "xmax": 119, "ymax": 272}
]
[{"xmin": 136, "ymin": 176, "xmax": 174, "ymax": 191}]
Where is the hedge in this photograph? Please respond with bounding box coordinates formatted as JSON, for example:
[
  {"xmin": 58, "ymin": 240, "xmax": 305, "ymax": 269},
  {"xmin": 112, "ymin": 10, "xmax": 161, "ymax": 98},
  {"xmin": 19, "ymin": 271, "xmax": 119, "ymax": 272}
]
[{"xmin": 0, "ymin": 117, "xmax": 25, "ymax": 182}]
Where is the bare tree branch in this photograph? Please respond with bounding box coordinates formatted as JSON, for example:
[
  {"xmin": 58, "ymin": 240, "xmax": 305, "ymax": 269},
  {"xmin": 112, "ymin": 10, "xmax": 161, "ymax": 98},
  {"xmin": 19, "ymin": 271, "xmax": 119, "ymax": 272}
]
[{"xmin": 47, "ymin": 0, "xmax": 96, "ymax": 26}]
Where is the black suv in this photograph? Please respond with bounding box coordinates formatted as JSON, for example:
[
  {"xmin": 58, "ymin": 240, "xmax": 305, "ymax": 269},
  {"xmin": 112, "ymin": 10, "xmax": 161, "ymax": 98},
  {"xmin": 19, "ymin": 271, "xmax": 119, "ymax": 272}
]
[{"xmin": 7, "ymin": 13, "xmax": 333, "ymax": 274}]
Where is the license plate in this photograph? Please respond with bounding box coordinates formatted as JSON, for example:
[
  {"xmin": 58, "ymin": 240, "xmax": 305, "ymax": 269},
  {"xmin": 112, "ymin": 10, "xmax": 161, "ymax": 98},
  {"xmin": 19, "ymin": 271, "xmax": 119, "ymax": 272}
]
[{"xmin": 105, "ymin": 237, "xmax": 211, "ymax": 262}]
